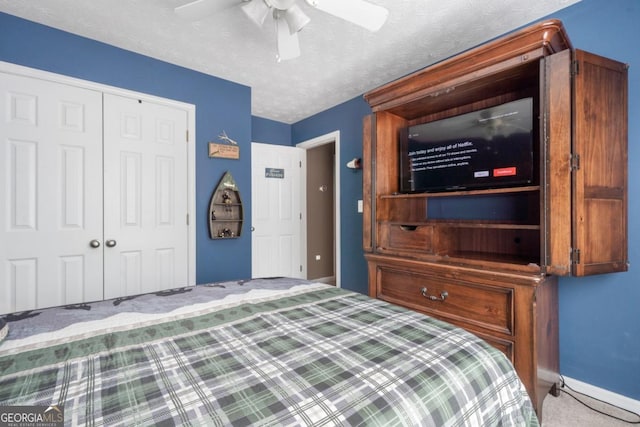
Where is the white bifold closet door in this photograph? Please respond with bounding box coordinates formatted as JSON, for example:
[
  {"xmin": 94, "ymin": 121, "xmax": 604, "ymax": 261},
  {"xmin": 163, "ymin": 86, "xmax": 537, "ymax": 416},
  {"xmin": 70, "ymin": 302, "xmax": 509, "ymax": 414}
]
[
  {"xmin": 0, "ymin": 73, "xmax": 104, "ymax": 313},
  {"xmin": 102, "ymin": 94, "xmax": 188, "ymax": 299},
  {"xmin": 0, "ymin": 73, "xmax": 189, "ymax": 314}
]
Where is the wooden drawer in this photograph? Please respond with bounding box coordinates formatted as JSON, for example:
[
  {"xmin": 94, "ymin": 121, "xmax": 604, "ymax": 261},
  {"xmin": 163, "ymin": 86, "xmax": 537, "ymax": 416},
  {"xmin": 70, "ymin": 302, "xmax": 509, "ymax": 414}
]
[
  {"xmin": 378, "ymin": 222, "xmax": 433, "ymax": 253},
  {"xmin": 474, "ymin": 331, "xmax": 514, "ymax": 362},
  {"xmin": 376, "ymin": 266, "xmax": 513, "ymax": 336}
]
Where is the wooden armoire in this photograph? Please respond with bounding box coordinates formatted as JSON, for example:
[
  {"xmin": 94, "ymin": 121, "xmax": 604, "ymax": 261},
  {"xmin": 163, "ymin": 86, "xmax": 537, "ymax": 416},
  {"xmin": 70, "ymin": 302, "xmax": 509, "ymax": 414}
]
[{"xmin": 362, "ymin": 19, "xmax": 628, "ymax": 415}]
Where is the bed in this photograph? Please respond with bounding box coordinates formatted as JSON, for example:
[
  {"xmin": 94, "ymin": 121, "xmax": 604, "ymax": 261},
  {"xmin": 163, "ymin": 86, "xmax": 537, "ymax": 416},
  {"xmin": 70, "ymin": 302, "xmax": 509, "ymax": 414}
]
[{"xmin": 0, "ymin": 278, "xmax": 538, "ymax": 426}]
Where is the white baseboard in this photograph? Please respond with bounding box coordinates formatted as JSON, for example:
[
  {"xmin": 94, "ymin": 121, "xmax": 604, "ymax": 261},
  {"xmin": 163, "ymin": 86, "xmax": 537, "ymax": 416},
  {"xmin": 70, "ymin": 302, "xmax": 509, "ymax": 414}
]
[
  {"xmin": 562, "ymin": 376, "xmax": 640, "ymax": 415},
  {"xmin": 312, "ymin": 276, "xmax": 335, "ymax": 284}
]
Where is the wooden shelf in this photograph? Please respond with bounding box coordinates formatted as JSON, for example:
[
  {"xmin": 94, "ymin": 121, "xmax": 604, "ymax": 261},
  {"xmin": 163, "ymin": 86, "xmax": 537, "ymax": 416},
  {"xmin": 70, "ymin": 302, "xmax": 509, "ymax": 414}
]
[
  {"xmin": 385, "ymin": 220, "xmax": 540, "ymax": 230},
  {"xmin": 381, "ymin": 185, "xmax": 540, "ymax": 199},
  {"xmin": 440, "ymin": 250, "xmax": 541, "ymax": 266}
]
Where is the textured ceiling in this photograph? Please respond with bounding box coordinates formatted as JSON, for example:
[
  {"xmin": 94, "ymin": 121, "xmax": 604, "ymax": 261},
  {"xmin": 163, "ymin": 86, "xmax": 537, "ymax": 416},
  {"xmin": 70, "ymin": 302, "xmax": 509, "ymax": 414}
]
[{"xmin": 0, "ymin": 0, "xmax": 580, "ymax": 124}]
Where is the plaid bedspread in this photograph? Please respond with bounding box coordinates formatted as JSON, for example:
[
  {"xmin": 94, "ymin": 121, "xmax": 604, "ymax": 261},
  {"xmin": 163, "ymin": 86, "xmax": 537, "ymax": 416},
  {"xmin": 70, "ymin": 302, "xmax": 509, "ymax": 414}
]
[{"xmin": 0, "ymin": 280, "xmax": 538, "ymax": 426}]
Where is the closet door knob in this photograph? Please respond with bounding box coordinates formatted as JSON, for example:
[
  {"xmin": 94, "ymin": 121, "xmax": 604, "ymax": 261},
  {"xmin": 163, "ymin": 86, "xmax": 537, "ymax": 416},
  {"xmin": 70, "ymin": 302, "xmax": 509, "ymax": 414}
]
[
  {"xmin": 89, "ymin": 239, "xmax": 101, "ymax": 248},
  {"xmin": 105, "ymin": 239, "xmax": 117, "ymax": 248}
]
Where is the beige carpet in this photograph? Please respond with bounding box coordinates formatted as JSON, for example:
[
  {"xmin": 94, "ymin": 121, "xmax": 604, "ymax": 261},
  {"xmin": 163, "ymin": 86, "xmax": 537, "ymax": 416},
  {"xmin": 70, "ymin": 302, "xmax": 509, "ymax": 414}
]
[{"xmin": 542, "ymin": 390, "xmax": 639, "ymax": 426}]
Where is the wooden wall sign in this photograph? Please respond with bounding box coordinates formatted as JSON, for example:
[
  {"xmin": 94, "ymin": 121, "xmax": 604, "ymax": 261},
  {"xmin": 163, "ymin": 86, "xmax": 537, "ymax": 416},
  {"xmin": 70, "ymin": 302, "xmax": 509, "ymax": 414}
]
[{"xmin": 209, "ymin": 142, "xmax": 240, "ymax": 159}]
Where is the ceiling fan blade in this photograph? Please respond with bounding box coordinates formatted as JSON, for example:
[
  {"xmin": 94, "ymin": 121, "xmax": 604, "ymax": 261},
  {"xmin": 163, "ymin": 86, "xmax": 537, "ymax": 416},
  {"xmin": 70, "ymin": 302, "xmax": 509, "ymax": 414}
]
[
  {"xmin": 305, "ymin": 0, "xmax": 388, "ymax": 32},
  {"xmin": 174, "ymin": 0, "xmax": 241, "ymax": 21},
  {"xmin": 276, "ymin": 15, "xmax": 301, "ymax": 61}
]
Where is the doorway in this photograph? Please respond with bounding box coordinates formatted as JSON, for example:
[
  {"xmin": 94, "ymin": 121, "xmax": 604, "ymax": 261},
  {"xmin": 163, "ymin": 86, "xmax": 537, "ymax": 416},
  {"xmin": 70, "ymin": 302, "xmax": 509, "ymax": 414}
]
[
  {"xmin": 305, "ymin": 143, "xmax": 335, "ymax": 284},
  {"xmin": 298, "ymin": 131, "xmax": 340, "ymax": 288}
]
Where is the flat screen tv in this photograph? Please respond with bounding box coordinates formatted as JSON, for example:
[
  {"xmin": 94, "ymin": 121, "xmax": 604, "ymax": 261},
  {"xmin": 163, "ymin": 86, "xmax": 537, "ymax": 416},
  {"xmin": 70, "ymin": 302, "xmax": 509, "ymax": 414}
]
[{"xmin": 399, "ymin": 97, "xmax": 534, "ymax": 193}]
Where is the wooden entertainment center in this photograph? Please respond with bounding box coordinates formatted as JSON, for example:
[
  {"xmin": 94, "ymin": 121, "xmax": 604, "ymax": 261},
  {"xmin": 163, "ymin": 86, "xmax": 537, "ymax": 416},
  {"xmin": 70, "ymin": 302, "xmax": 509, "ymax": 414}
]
[{"xmin": 362, "ymin": 19, "xmax": 628, "ymax": 415}]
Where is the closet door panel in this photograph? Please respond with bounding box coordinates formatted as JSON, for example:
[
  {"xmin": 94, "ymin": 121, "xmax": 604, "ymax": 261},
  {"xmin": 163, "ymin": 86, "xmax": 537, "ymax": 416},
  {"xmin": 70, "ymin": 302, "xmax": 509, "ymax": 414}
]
[
  {"xmin": 103, "ymin": 94, "xmax": 189, "ymax": 298},
  {"xmin": 0, "ymin": 73, "xmax": 103, "ymax": 313}
]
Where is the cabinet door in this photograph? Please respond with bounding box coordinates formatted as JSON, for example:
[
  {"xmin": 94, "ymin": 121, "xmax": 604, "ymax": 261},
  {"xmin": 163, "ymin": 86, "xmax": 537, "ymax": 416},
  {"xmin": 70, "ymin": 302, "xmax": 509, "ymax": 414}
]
[
  {"xmin": 362, "ymin": 114, "xmax": 373, "ymax": 253},
  {"xmin": 572, "ymin": 50, "xmax": 628, "ymax": 276},
  {"xmin": 545, "ymin": 49, "xmax": 628, "ymax": 276},
  {"xmin": 544, "ymin": 50, "xmax": 573, "ymax": 276}
]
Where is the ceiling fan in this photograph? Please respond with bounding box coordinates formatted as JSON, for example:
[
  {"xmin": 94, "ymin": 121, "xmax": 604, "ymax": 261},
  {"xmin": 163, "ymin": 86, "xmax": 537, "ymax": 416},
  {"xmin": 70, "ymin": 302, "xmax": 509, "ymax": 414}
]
[{"xmin": 175, "ymin": 0, "xmax": 389, "ymax": 61}]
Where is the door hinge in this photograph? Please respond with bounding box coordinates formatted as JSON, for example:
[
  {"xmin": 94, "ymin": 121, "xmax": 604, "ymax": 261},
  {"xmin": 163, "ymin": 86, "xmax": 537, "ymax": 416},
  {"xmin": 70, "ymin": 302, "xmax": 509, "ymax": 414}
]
[
  {"xmin": 571, "ymin": 60, "xmax": 580, "ymax": 76},
  {"xmin": 186, "ymin": 213, "xmax": 189, "ymax": 226},
  {"xmin": 299, "ymin": 160, "xmax": 302, "ymax": 168},
  {"xmin": 299, "ymin": 212, "xmax": 302, "ymax": 220},
  {"xmin": 571, "ymin": 154, "xmax": 580, "ymax": 170},
  {"xmin": 571, "ymin": 248, "xmax": 581, "ymax": 264},
  {"xmin": 186, "ymin": 130, "xmax": 189, "ymax": 142},
  {"xmin": 300, "ymin": 265, "xmax": 303, "ymax": 272}
]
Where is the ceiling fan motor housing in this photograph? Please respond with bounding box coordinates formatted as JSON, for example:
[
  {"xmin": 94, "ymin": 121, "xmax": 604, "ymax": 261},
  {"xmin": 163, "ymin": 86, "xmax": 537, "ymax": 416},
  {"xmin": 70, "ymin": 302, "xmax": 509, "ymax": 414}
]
[{"xmin": 265, "ymin": 0, "xmax": 297, "ymax": 10}]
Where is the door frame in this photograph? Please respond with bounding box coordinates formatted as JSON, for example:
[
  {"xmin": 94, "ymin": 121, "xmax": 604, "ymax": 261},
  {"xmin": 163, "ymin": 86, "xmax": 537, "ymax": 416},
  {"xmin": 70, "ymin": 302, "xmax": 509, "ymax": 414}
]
[
  {"xmin": 297, "ymin": 131, "xmax": 341, "ymax": 288},
  {"xmin": 0, "ymin": 60, "xmax": 197, "ymax": 286}
]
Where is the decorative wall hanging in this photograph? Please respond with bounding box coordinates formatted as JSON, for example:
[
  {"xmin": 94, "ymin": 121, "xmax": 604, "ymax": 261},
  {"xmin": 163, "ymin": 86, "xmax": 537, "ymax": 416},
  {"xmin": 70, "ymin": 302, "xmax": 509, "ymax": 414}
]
[
  {"xmin": 208, "ymin": 171, "xmax": 243, "ymax": 239},
  {"xmin": 209, "ymin": 130, "xmax": 240, "ymax": 159}
]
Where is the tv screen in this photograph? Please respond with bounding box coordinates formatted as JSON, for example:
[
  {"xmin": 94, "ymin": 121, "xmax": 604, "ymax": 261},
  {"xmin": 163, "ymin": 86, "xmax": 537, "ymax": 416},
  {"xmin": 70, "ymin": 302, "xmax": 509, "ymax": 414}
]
[{"xmin": 400, "ymin": 97, "xmax": 534, "ymax": 193}]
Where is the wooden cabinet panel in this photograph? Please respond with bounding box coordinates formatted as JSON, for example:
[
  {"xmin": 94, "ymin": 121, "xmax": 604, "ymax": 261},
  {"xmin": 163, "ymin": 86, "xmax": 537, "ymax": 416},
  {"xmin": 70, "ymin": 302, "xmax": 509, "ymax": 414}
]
[
  {"xmin": 543, "ymin": 49, "xmax": 573, "ymax": 275},
  {"xmin": 572, "ymin": 49, "xmax": 628, "ymax": 275},
  {"xmin": 362, "ymin": 115, "xmax": 373, "ymax": 253}
]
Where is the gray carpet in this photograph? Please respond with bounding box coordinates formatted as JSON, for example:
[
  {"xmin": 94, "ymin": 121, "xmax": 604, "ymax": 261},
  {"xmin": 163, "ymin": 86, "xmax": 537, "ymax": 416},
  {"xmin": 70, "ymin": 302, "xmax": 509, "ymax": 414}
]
[{"xmin": 542, "ymin": 390, "xmax": 639, "ymax": 426}]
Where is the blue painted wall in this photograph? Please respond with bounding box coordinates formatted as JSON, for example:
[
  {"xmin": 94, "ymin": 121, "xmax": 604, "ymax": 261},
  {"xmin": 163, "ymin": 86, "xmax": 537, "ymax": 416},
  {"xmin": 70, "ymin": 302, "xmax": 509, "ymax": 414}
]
[
  {"xmin": 252, "ymin": 116, "xmax": 291, "ymax": 146},
  {"xmin": 292, "ymin": 97, "xmax": 372, "ymax": 293},
  {"xmin": 0, "ymin": 12, "xmax": 253, "ymax": 284},
  {"xmin": 1, "ymin": 0, "xmax": 638, "ymax": 401}
]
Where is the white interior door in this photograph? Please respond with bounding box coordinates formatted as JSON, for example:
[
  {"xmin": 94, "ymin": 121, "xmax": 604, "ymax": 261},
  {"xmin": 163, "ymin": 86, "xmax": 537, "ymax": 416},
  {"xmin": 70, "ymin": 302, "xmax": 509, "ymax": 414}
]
[
  {"xmin": 251, "ymin": 142, "xmax": 303, "ymax": 278},
  {"xmin": 0, "ymin": 72, "xmax": 103, "ymax": 313},
  {"xmin": 103, "ymin": 94, "xmax": 189, "ymax": 298}
]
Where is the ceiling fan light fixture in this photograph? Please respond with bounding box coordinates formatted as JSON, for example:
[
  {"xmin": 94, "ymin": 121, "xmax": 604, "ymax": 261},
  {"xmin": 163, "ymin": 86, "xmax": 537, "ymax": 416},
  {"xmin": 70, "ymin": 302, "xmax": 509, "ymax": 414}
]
[
  {"xmin": 265, "ymin": 0, "xmax": 297, "ymax": 9},
  {"xmin": 283, "ymin": 4, "xmax": 310, "ymax": 34},
  {"xmin": 241, "ymin": 0, "xmax": 271, "ymax": 27}
]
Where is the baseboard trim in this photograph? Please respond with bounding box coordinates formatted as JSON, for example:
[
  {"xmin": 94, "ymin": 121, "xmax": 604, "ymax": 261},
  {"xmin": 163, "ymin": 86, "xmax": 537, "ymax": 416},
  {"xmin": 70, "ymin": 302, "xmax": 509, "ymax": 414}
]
[
  {"xmin": 311, "ymin": 276, "xmax": 336, "ymax": 284},
  {"xmin": 562, "ymin": 376, "xmax": 640, "ymax": 415}
]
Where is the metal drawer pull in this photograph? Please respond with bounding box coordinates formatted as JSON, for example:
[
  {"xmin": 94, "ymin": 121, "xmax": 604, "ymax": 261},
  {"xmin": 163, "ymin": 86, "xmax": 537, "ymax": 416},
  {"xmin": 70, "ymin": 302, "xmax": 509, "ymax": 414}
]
[
  {"xmin": 399, "ymin": 225, "xmax": 418, "ymax": 231},
  {"xmin": 421, "ymin": 287, "xmax": 448, "ymax": 302}
]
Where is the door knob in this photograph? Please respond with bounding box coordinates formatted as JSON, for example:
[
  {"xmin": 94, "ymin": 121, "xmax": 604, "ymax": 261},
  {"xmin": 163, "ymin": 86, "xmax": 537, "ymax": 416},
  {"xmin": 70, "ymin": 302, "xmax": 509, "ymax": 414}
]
[
  {"xmin": 105, "ymin": 239, "xmax": 117, "ymax": 248},
  {"xmin": 89, "ymin": 239, "xmax": 101, "ymax": 248}
]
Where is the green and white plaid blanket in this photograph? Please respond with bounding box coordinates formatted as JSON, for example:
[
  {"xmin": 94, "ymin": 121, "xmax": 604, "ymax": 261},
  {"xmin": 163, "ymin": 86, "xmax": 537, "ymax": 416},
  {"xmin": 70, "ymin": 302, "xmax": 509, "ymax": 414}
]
[{"xmin": 0, "ymin": 280, "xmax": 538, "ymax": 426}]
